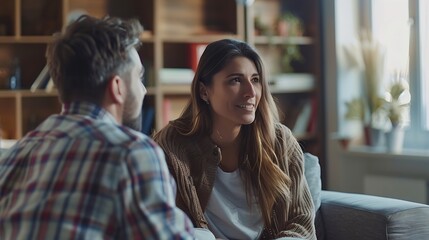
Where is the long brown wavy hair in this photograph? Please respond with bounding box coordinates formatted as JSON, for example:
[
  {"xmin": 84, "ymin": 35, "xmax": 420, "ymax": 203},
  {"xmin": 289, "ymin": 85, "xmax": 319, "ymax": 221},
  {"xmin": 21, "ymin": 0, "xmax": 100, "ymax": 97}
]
[{"xmin": 166, "ymin": 39, "xmax": 292, "ymax": 226}]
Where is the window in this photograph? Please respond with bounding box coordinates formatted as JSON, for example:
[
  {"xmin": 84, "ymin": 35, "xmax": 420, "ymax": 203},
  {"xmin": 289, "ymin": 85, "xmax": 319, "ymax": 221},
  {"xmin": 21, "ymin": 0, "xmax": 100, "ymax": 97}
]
[{"xmin": 368, "ymin": 0, "xmax": 429, "ymax": 149}]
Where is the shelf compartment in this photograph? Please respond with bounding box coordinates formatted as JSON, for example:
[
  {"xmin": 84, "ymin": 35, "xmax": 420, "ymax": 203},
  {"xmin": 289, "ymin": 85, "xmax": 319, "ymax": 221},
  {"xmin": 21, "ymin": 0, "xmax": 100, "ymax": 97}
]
[
  {"xmin": 21, "ymin": 95, "xmax": 61, "ymax": 134},
  {"xmin": 159, "ymin": 0, "xmax": 238, "ymax": 37},
  {"xmin": 138, "ymin": 42, "xmax": 155, "ymax": 87},
  {"xmin": 0, "ymin": 44, "xmax": 47, "ymax": 89},
  {"xmin": 21, "ymin": 0, "xmax": 62, "ymax": 36},
  {"xmin": 108, "ymin": 0, "xmax": 154, "ymax": 34},
  {"xmin": 0, "ymin": 97, "xmax": 17, "ymax": 139},
  {"xmin": 0, "ymin": 0, "xmax": 15, "ymax": 36},
  {"xmin": 68, "ymin": 0, "xmax": 108, "ymax": 20},
  {"xmin": 161, "ymin": 95, "xmax": 189, "ymax": 127},
  {"xmin": 163, "ymin": 43, "xmax": 196, "ymax": 69},
  {"xmin": 272, "ymin": 92, "xmax": 315, "ymax": 136},
  {"xmin": 256, "ymin": 44, "xmax": 317, "ymax": 75}
]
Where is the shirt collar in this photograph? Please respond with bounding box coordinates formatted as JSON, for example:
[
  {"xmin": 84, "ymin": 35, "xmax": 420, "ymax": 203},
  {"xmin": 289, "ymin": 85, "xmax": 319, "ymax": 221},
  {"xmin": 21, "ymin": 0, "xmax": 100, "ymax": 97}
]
[{"xmin": 61, "ymin": 101, "xmax": 118, "ymax": 125}]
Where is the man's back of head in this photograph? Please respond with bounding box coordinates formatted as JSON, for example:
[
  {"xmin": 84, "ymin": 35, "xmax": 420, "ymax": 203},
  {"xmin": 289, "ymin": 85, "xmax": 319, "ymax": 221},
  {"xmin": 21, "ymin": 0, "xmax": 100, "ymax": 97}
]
[{"xmin": 46, "ymin": 15, "xmax": 143, "ymax": 105}]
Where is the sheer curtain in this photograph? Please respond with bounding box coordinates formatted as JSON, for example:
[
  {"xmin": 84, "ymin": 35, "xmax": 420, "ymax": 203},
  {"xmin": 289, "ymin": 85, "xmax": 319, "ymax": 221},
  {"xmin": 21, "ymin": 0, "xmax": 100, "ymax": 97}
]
[{"xmin": 371, "ymin": 0, "xmax": 410, "ymax": 87}]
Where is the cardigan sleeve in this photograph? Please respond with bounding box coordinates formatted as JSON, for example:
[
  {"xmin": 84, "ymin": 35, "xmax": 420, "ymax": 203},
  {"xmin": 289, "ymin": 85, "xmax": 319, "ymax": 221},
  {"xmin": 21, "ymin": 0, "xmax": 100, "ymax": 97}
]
[
  {"xmin": 153, "ymin": 126, "xmax": 208, "ymax": 229},
  {"xmin": 274, "ymin": 125, "xmax": 316, "ymax": 240}
]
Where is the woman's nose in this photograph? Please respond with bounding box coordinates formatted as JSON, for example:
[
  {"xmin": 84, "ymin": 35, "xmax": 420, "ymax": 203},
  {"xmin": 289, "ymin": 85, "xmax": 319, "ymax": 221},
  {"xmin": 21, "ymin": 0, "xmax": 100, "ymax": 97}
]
[{"xmin": 243, "ymin": 79, "xmax": 256, "ymax": 98}]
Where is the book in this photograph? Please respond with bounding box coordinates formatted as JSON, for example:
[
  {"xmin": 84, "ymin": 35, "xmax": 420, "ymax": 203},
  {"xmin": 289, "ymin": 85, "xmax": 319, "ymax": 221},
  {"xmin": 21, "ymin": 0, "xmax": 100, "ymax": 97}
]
[
  {"xmin": 159, "ymin": 68, "xmax": 194, "ymax": 84},
  {"xmin": 306, "ymin": 96, "xmax": 318, "ymax": 134},
  {"xmin": 189, "ymin": 43, "xmax": 207, "ymax": 71},
  {"xmin": 31, "ymin": 64, "xmax": 50, "ymax": 92},
  {"xmin": 141, "ymin": 106, "xmax": 155, "ymax": 135},
  {"xmin": 270, "ymin": 73, "xmax": 315, "ymax": 93},
  {"xmin": 162, "ymin": 97, "xmax": 189, "ymax": 126},
  {"xmin": 292, "ymin": 100, "xmax": 312, "ymax": 135},
  {"xmin": 45, "ymin": 77, "xmax": 55, "ymax": 92}
]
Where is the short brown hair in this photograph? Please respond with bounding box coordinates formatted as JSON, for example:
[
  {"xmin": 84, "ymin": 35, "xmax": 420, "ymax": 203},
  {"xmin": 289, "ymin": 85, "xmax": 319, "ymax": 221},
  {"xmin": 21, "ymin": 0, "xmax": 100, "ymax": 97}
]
[{"xmin": 46, "ymin": 15, "xmax": 143, "ymax": 104}]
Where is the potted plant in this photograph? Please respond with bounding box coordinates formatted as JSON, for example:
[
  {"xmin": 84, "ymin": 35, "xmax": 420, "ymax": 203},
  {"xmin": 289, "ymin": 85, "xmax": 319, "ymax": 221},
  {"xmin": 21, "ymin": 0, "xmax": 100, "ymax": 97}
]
[
  {"xmin": 342, "ymin": 30, "xmax": 388, "ymax": 146},
  {"xmin": 276, "ymin": 12, "xmax": 304, "ymax": 73},
  {"xmin": 275, "ymin": 12, "xmax": 303, "ymax": 37}
]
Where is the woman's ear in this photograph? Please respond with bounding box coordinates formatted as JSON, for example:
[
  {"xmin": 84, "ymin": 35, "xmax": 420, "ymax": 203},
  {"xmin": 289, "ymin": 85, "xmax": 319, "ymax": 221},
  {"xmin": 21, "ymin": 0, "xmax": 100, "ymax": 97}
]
[{"xmin": 199, "ymin": 82, "xmax": 209, "ymax": 103}]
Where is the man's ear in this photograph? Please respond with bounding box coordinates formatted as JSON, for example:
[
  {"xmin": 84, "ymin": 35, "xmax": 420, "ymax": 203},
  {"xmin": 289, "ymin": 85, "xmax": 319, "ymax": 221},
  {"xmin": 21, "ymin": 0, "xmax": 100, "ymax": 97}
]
[
  {"xmin": 199, "ymin": 82, "xmax": 209, "ymax": 102},
  {"xmin": 107, "ymin": 75, "xmax": 126, "ymax": 104}
]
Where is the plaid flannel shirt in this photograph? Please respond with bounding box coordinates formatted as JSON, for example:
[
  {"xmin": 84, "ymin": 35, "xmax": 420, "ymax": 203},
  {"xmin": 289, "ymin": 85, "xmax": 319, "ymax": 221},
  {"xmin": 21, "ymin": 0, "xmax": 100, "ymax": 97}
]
[{"xmin": 0, "ymin": 102, "xmax": 194, "ymax": 240}]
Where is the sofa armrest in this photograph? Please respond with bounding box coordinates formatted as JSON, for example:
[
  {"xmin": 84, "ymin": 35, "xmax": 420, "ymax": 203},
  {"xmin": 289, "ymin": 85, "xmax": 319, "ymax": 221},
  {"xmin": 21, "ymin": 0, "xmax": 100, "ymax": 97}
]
[{"xmin": 320, "ymin": 190, "xmax": 429, "ymax": 240}]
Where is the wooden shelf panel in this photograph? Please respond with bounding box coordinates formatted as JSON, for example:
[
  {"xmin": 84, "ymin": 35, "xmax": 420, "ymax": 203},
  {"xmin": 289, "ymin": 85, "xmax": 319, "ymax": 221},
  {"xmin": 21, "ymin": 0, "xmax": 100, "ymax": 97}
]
[
  {"xmin": 160, "ymin": 34, "xmax": 242, "ymax": 43},
  {"xmin": 159, "ymin": 84, "xmax": 191, "ymax": 95},
  {"xmin": 0, "ymin": 91, "xmax": 19, "ymax": 98},
  {"xmin": 0, "ymin": 90, "xmax": 57, "ymax": 97},
  {"xmin": 140, "ymin": 31, "xmax": 154, "ymax": 42},
  {"xmin": 0, "ymin": 36, "xmax": 53, "ymax": 44},
  {"xmin": 269, "ymin": 85, "xmax": 315, "ymax": 94}
]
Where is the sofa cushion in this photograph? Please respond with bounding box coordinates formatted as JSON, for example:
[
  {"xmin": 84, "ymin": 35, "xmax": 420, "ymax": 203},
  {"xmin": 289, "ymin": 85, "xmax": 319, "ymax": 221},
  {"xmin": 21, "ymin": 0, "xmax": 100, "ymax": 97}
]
[
  {"xmin": 321, "ymin": 191, "xmax": 429, "ymax": 240},
  {"xmin": 303, "ymin": 152, "xmax": 322, "ymax": 211}
]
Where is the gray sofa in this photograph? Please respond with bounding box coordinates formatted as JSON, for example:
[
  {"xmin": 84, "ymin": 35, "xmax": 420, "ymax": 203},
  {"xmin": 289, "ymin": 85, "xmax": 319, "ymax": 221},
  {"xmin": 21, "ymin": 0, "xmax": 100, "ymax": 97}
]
[
  {"xmin": 2, "ymin": 148, "xmax": 428, "ymax": 239},
  {"xmin": 305, "ymin": 153, "xmax": 429, "ymax": 240}
]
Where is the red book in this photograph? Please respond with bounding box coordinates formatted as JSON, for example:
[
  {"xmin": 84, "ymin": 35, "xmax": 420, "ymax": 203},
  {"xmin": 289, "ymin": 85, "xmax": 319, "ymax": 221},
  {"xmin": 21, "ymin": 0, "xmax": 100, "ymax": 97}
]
[
  {"xmin": 306, "ymin": 96, "xmax": 318, "ymax": 134},
  {"xmin": 189, "ymin": 43, "xmax": 208, "ymax": 71}
]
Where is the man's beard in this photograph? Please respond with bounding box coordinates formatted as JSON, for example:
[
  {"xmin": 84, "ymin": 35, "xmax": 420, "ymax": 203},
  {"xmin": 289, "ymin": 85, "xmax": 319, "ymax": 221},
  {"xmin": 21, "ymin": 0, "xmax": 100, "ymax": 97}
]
[{"xmin": 123, "ymin": 111, "xmax": 142, "ymax": 132}]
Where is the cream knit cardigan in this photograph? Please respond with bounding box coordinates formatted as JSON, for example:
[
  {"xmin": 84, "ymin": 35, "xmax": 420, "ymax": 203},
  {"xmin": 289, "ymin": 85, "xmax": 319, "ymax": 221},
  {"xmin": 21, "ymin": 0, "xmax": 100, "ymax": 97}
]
[{"xmin": 154, "ymin": 123, "xmax": 316, "ymax": 239}]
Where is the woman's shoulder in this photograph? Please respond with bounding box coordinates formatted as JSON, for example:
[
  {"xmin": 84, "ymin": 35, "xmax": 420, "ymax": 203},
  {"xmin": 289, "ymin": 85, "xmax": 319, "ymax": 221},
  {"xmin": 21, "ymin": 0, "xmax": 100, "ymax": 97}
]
[
  {"xmin": 153, "ymin": 121, "xmax": 211, "ymax": 152},
  {"xmin": 153, "ymin": 122, "xmax": 188, "ymax": 148},
  {"xmin": 273, "ymin": 122, "xmax": 304, "ymax": 163},
  {"xmin": 274, "ymin": 122, "xmax": 294, "ymax": 140}
]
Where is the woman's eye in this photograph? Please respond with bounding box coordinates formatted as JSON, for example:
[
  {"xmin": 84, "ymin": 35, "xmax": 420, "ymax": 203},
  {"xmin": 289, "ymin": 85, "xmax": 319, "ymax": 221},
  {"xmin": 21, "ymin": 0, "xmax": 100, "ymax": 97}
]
[
  {"xmin": 252, "ymin": 77, "xmax": 260, "ymax": 83},
  {"xmin": 230, "ymin": 77, "xmax": 240, "ymax": 83}
]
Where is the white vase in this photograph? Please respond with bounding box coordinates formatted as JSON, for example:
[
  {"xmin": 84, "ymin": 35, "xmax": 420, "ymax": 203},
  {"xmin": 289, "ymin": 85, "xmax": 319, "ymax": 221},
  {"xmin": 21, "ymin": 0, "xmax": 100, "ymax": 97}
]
[
  {"xmin": 385, "ymin": 125, "xmax": 405, "ymax": 153},
  {"xmin": 364, "ymin": 125, "xmax": 385, "ymax": 148}
]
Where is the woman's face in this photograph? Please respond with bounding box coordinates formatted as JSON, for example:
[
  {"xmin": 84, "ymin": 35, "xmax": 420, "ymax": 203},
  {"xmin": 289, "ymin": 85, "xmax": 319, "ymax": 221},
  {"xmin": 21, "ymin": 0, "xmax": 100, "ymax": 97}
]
[{"xmin": 203, "ymin": 56, "xmax": 262, "ymax": 128}]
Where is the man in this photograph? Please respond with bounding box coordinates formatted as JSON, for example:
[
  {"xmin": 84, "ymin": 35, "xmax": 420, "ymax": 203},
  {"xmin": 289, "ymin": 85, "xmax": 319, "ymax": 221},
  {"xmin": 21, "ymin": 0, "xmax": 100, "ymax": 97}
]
[{"xmin": 0, "ymin": 15, "xmax": 194, "ymax": 239}]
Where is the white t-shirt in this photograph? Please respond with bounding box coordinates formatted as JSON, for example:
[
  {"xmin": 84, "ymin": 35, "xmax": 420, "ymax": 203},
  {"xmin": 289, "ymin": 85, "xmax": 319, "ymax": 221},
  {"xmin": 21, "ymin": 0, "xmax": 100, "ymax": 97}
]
[{"xmin": 204, "ymin": 167, "xmax": 264, "ymax": 239}]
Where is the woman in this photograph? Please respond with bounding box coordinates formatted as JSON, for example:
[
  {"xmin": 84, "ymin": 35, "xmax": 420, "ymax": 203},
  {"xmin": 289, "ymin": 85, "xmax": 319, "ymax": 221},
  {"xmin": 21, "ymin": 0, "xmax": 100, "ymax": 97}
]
[{"xmin": 153, "ymin": 39, "xmax": 316, "ymax": 239}]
